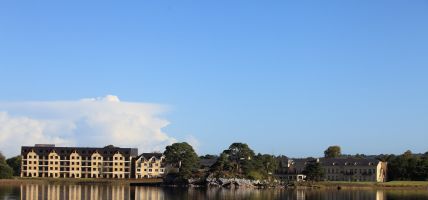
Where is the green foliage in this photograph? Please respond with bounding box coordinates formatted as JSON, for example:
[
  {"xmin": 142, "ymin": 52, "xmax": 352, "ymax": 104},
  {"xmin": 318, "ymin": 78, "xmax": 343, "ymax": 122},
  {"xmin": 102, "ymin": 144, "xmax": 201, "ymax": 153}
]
[
  {"xmin": 386, "ymin": 150, "xmax": 428, "ymax": 181},
  {"xmin": 6, "ymin": 156, "xmax": 22, "ymax": 176},
  {"xmin": 247, "ymin": 170, "xmax": 264, "ymax": 180},
  {"xmin": 164, "ymin": 142, "xmax": 199, "ymax": 179},
  {"xmin": 211, "ymin": 143, "xmax": 279, "ymax": 180},
  {"xmin": 254, "ymin": 154, "xmax": 278, "ymax": 176},
  {"xmin": 214, "ymin": 143, "xmax": 256, "ymax": 176},
  {"xmin": 0, "ymin": 152, "xmax": 5, "ymax": 164},
  {"xmin": 200, "ymin": 154, "xmax": 217, "ymax": 159},
  {"xmin": 324, "ymin": 146, "xmax": 341, "ymax": 158},
  {"xmin": 0, "ymin": 163, "xmax": 13, "ymax": 179},
  {"xmin": 303, "ymin": 160, "xmax": 324, "ymax": 181}
]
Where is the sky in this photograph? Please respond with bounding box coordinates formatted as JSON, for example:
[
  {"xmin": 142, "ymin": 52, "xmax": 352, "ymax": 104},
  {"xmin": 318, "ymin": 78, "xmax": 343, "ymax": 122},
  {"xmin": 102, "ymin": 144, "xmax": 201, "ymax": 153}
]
[{"xmin": 0, "ymin": 1, "xmax": 427, "ymax": 157}]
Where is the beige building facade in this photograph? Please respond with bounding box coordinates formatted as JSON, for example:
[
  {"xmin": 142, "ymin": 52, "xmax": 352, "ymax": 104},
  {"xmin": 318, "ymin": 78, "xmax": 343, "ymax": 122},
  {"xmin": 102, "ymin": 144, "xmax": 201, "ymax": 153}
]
[
  {"xmin": 21, "ymin": 144, "xmax": 138, "ymax": 179},
  {"xmin": 320, "ymin": 158, "xmax": 387, "ymax": 182},
  {"xmin": 134, "ymin": 153, "xmax": 166, "ymax": 178}
]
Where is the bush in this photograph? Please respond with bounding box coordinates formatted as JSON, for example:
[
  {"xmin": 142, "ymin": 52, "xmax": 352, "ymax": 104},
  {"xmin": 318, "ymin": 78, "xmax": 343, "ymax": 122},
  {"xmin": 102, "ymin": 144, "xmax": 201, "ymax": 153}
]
[
  {"xmin": 0, "ymin": 163, "xmax": 13, "ymax": 179},
  {"xmin": 247, "ymin": 171, "xmax": 264, "ymax": 180}
]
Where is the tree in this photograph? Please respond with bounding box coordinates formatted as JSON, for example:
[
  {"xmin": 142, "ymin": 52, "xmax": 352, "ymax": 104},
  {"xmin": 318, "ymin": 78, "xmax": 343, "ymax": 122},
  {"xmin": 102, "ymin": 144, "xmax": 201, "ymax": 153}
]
[
  {"xmin": 303, "ymin": 160, "xmax": 324, "ymax": 181},
  {"xmin": 0, "ymin": 152, "xmax": 5, "ymax": 164},
  {"xmin": 164, "ymin": 142, "xmax": 199, "ymax": 179},
  {"xmin": 0, "ymin": 152, "xmax": 13, "ymax": 179},
  {"xmin": 223, "ymin": 143, "xmax": 255, "ymax": 175},
  {"xmin": 6, "ymin": 156, "xmax": 22, "ymax": 177},
  {"xmin": 387, "ymin": 150, "xmax": 428, "ymax": 181},
  {"xmin": 254, "ymin": 154, "xmax": 278, "ymax": 176},
  {"xmin": 324, "ymin": 146, "xmax": 341, "ymax": 158}
]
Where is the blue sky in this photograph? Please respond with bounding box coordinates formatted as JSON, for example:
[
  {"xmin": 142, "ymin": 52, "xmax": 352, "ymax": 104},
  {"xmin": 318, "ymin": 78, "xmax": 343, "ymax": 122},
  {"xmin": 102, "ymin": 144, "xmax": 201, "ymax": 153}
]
[{"xmin": 0, "ymin": 1, "xmax": 427, "ymax": 157}]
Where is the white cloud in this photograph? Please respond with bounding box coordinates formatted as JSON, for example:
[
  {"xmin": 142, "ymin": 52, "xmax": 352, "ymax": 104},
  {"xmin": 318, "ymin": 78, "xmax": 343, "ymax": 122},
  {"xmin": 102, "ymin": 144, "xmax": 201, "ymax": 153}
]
[{"xmin": 0, "ymin": 95, "xmax": 176, "ymax": 157}]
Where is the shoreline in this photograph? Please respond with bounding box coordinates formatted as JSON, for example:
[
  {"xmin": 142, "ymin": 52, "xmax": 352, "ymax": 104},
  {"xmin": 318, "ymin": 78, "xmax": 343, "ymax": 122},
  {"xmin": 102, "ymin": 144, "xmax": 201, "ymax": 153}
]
[
  {"xmin": 302, "ymin": 181, "xmax": 428, "ymax": 190},
  {"xmin": 0, "ymin": 177, "xmax": 163, "ymax": 186},
  {"xmin": 1, "ymin": 178, "xmax": 428, "ymax": 190}
]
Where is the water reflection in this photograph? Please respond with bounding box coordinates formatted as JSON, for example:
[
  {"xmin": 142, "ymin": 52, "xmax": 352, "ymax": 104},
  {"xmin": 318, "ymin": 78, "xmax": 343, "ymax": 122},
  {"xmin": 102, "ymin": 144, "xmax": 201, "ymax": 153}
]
[
  {"xmin": 12, "ymin": 184, "xmax": 428, "ymax": 200},
  {"xmin": 21, "ymin": 184, "xmax": 129, "ymax": 200}
]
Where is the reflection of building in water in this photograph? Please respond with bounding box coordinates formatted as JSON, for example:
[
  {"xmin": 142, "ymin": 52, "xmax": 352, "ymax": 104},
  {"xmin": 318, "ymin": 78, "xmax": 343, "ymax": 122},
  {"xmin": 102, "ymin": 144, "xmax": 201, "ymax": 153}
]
[
  {"xmin": 296, "ymin": 189, "xmax": 305, "ymax": 200},
  {"xmin": 134, "ymin": 186, "xmax": 164, "ymax": 200},
  {"xmin": 20, "ymin": 184, "xmax": 130, "ymax": 200},
  {"xmin": 376, "ymin": 190, "xmax": 385, "ymax": 200}
]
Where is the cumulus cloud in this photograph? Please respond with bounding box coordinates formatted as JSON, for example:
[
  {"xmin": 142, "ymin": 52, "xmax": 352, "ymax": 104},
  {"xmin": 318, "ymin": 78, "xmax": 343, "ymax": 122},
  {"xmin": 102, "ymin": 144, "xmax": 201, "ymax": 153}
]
[{"xmin": 0, "ymin": 95, "xmax": 177, "ymax": 157}]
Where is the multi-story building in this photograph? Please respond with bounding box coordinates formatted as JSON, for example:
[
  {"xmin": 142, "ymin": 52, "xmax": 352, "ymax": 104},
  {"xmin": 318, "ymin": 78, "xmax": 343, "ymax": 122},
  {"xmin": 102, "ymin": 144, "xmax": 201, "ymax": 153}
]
[
  {"xmin": 134, "ymin": 153, "xmax": 166, "ymax": 178},
  {"xmin": 320, "ymin": 158, "xmax": 387, "ymax": 182},
  {"xmin": 276, "ymin": 157, "xmax": 387, "ymax": 182},
  {"xmin": 21, "ymin": 144, "xmax": 138, "ymax": 179}
]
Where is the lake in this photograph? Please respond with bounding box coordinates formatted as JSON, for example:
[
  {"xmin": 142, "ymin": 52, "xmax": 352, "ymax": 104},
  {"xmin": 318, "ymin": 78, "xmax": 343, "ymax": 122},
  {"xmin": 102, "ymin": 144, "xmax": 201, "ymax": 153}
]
[{"xmin": 1, "ymin": 184, "xmax": 428, "ymax": 200}]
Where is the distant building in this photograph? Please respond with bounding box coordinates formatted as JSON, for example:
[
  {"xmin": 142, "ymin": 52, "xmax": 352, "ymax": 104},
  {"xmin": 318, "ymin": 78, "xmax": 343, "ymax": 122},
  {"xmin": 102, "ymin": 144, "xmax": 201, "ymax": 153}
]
[
  {"xmin": 198, "ymin": 157, "xmax": 218, "ymax": 172},
  {"xmin": 276, "ymin": 157, "xmax": 387, "ymax": 182},
  {"xmin": 320, "ymin": 158, "xmax": 387, "ymax": 182},
  {"xmin": 134, "ymin": 153, "xmax": 166, "ymax": 178},
  {"xmin": 21, "ymin": 144, "xmax": 138, "ymax": 179},
  {"xmin": 275, "ymin": 157, "xmax": 314, "ymax": 182}
]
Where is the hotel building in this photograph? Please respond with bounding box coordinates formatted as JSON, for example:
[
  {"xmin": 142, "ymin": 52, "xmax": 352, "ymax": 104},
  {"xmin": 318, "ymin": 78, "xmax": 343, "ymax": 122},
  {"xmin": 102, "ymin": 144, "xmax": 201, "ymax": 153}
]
[
  {"xmin": 134, "ymin": 153, "xmax": 166, "ymax": 178},
  {"xmin": 21, "ymin": 144, "xmax": 138, "ymax": 179},
  {"xmin": 320, "ymin": 158, "xmax": 387, "ymax": 182}
]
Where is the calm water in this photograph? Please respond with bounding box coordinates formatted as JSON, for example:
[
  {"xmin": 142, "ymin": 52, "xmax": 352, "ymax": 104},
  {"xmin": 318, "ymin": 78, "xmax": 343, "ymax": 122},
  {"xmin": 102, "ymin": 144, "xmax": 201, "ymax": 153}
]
[{"xmin": 1, "ymin": 184, "xmax": 428, "ymax": 200}]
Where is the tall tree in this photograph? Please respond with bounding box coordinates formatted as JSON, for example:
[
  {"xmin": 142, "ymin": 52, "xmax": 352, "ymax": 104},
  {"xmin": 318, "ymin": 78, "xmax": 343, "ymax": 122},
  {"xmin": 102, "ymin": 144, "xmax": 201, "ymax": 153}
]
[
  {"xmin": 324, "ymin": 146, "xmax": 342, "ymax": 158},
  {"xmin": 0, "ymin": 152, "xmax": 13, "ymax": 179},
  {"xmin": 164, "ymin": 142, "xmax": 199, "ymax": 179},
  {"xmin": 303, "ymin": 160, "xmax": 324, "ymax": 181},
  {"xmin": 222, "ymin": 143, "xmax": 255, "ymax": 175},
  {"xmin": 6, "ymin": 156, "xmax": 22, "ymax": 177}
]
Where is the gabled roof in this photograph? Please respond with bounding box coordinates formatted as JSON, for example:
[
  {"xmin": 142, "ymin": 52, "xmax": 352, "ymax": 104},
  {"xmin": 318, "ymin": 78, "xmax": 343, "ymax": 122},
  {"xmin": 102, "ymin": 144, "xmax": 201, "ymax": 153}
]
[
  {"xmin": 320, "ymin": 157, "xmax": 380, "ymax": 166},
  {"xmin": 136, "ymin": 153, "xmax": 164, "ymax": 160},
  {"xmin": 199, "ymin": 158, "xmax": 218, "ymax": 168},
  {"xmin": 21, "ymin": 145, "xmax": 138, "ymax": 158}
]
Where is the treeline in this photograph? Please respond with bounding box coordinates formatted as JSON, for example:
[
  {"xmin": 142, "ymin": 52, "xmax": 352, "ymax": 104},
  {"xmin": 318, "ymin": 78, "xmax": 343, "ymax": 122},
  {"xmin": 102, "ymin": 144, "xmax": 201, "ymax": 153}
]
[
  {"xmin": 0, "ymin": 152, "xmax": 21, "ymax": 179},
  {"xmin": 378, "ymin": 150, "xmax": 428, "ymax": 181},
  {"xmin": 163, "ymin": 142, "xmax": 278, "ymax": 181}
]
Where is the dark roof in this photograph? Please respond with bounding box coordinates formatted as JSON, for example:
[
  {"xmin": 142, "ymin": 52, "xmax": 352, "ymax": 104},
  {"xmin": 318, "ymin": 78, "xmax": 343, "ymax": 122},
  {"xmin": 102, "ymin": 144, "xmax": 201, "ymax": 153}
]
[
  {"xmin": 137, "ymin": 153, "xmax": 164, "ymax": 160},
  {"xmin": 21, "ymin": 145, "xmax": 138, "ymax": 158},
  {"xmin": 199, "ymin": 158, "xmax": 218, "ymax": 168},
  {"xmin": 320, "ymin": 157, "xmax": 380, "ymax": 166}
]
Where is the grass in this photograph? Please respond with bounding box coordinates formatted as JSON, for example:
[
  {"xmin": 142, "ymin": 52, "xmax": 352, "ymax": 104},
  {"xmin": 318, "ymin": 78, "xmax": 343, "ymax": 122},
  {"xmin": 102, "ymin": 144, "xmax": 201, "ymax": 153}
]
[
  {"xmin": 316, "ymin": 181, "xmax": 428, "ymax": 188},
  {"xmin": 378, "ymin": 181, "xmax": 428, "ymax": 187}
]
